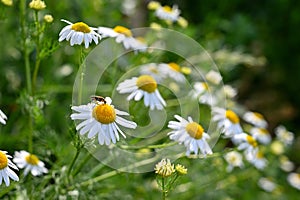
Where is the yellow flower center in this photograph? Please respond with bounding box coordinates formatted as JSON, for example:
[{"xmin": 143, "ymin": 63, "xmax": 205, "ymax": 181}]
[
  {"xmin": 92, "ymin": 104, "xmax": 116, "ymax": 124},
  {"xmin": 136, "ymin": 75, "xmax": 157, "ymax": 93},
  {"xmin": 0, "ymin": 152, "xmax": 8, "ymax": 170},
  {"xmin": 71, "ymin": 22, "xmax": 91, "ymax": 33},
  {"xmin": 168, "ymin": 62, "xmax": 181, "ymax": 72},
  {"xmin": 25, "ymin": 154, "xmax": 39, "ymax": 165},
  {"xmin": 226, "ymin": 110, "xmax": 240, "ymax": 124},
  {"xmin": 259, "ymin": 128, "xmax": 269, "ymax": 134},
  {"xmin": 202, "ymin": 82, "xmax": 209, "ymax": 90},
  {"xmin": 113, "ymin": 26, "xmax": 132, "ymax": 37},
  {"xmin": 253, "ymin": 112, "xmax": 264, "ymax": 120},
  {"xmin": 163, "ymin": 5, "xmax": 172, "ymax": 12},
  {"xmin": 246, "ymin": 135, "xmax": 258, "ymax": 147},
  {"xmin": 185, "ymin": 122, "xmax": 204, "ymax": 139},
  {"xmin": 256, "ymin": 151, "xmax": 264, "ymax": 159}
]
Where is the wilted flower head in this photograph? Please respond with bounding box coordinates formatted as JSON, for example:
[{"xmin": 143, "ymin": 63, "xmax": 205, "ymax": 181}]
[
  {"xmin": 29, "ymin": 0, "xmax": 46, "ymax": 10},
  {"xmin": 154, "ymin": 158, "xmax": 175, "ymax": 177},
  {"xmin": 175, "ymin": 164, "xmax": 187, "ymax": 175}
]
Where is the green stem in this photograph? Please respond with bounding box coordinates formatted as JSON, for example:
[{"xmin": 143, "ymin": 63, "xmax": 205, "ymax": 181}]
[
  {"xmin": 20, "ymin": 0, "xmax": 32, "ymax": 94},
  {"xmin": 78, "ymin": 47, "xmax": 86, "ymax": 104},
  {"xmin": 28, "ymin": 116, "xmax": 33, "ymax": 153},
  {"xmin": 72, "ymin": 152, "xmax": 92, "ymax": 176},
  {"xmin": 162, "ymin": 177, "xmax": 166, "ymax": 200},
  {"xmin": 32, "ymin": 11, "xmax": 41, "ymax": 94},
  {"xmin": 67, "ymin": 147, "xmax": 81, "ymax": 178}
]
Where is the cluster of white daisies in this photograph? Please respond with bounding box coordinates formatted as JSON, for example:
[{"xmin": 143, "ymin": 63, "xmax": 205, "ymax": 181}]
[{"xmin": 0, "ymin": 149, "xmax": 48, "ymax": 187}]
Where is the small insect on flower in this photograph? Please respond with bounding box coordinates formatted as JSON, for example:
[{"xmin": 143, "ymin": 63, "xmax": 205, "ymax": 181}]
[
  {"xmin": 71, "ymin": 97, "xmax": 137, "ymax": 145},
  {"xmin": 91, "ymin": 95, "xmax": 106, "ymax": 104},
  {"xmin": 0, "ymin": 150, "xmax": 19, "ymax": 186},
  {"xmin": 59, "ymin": 19, "xmax": 101, "ymax": 49}
]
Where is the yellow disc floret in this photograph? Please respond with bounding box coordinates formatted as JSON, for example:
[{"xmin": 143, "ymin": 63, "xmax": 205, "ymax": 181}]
[
  {"xmin": 0, "ymin": 151, "xmax": 8, "ymax": 170},
  {"xmin": 162, "ymin": 5, "xmax": 172, "ymax": 12},
  {"xmin": 71, "ymin": 22, "xmax": 91, "ymax": 33},
  {"xmin": 246, "ymin": 135, "xmax": 258, "ymax": 147},
  {"xmin": 253, "ymin": 112, "xmax": 264, "ymax": 120},
  {"xmin": 25, "ymin": 154, "xmax": 39, "ymax": 165},
  {"xmin": 136, "ymin": 75, "xmax": 157, "ymax": 93},
  {"xmin": 93, "ymin": 104, "xmax": 116, "ymax": 124},
  {"xmin": 226, "ymin": 110, "xmax": 240, "ymax": 124},
  {"xmin": 185, "ymin": 122, "xmax": 204, "ymax": 139},
  {"xmin": 168, "ymin": 62, "xmax": 181, "ymax": 72},
  {"xmin": 113, "ymin": 26, "xmax": 132, "ymax": 37}
]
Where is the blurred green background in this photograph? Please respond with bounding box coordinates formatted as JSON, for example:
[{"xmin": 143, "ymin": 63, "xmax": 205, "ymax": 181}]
[{"xmin": 0, "ymin": 0, "xmax": 299, "ymax": 199}]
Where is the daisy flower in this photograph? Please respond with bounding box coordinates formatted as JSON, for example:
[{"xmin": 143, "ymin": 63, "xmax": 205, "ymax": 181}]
[
  {"xmin": 155, "ymin": 4, "xmax": 181, "ymax": 23},
  {"xmin": 274, "ymin": 125, "xmax": 294, "ymax": 146},
  {"xmin": 223, "ymin": 85, "xmax": 237, "ymax": 98},
  {"xmin": 233, "ymin": 133, "xmax": 259, "ymax": 161},
  {"xmin": 287, "ymin": 173, "xmax": 300, "ymax": 190},
  {"xmin": 58, "ymin": 19, "xmax": 101, "ymax": 49},
  {"xmin": 205, "ymin": 70, "xmax": 223, "ymax": 85},
  {"xmin": 243, "ymin": 111, "xmax": 268, "ymax": 128},
  {"xmin": 191, "ymin": 82, "xmax": 214, "ymax": 105},
  {"xmin": 157, "ymin": 62, "xmax": 188, "ymax": 83},
  {"xmin": 167, "ymin": 115, "xmax": 212, "ymax": 156},
  {"xmin": 13, "ymin": 150, "xmax": 48, "ymax": 176},
  {"xmin": 116, "ymin": 75, "xmax": 166, "ymax": 110},
  {"xmin": 139, "ymin": 63, "xmax": 166, "ymax": 83},
  {"xmin": 279, "ymin": 156, "xmax": 295, "ymax": 172},
  {"xmin": 250, "ymin": 127, "xmax": 271, "ymax": 145},
  {"xmin": 247, "ymin": 150, "xmax": 268, "ymax": 170},
  {"xmin": 258, "ymin": 177, "xmax": 277, "ymax": 192},
  {"xmin": 212, "ymin": 107, "xmax": 243, "ymax": 139},
  {"xmin": 71, "ymin": 97, "xmax": 137, "ymax": 145},
  {"xmin": 0, "ymin": 108, "xmax": 7, "ymax": 125},
  {"xmin": 224, "ymin": 151, "xmax": 244, "ymax": 172},
  {"xmin": 0, "ymin": 150, "xmax": 19, "ymax": 186},
  {"xmin": 97, "ymin": 26, "xmax": 147, "ymax": 52},
  {"xmin": 154, "ymin": 158, "xmax": 175, "ymax": 177}
]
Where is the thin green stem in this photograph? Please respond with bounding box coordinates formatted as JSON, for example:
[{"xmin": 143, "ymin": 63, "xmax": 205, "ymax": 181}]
[
  {"xmin": 78, "ymin": 47, "xmax": 86, "ymax": 104},
  {"xmin": 67, "ymin": 147, "xmax": 81, "ymax": 178},
  {"xmin": 20, "ymin": 0, "xmax": 32, "ymax": 94},
  {"xmin": 72, "ymin": 152, "xmax": 92, "ymax": 177},
  {"xmin": 28, "ymin": 116, "xmax": 33, "ymax": 153},
  {"xmin": 162, "ymin": 177, "xmax": 166, "ymax": 200},
  {"xmin": 32, "ymin": 11, "xmax": 41, "ymax": 94}
]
